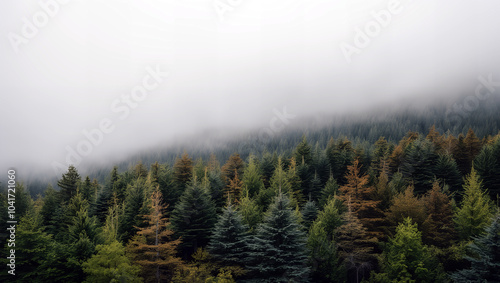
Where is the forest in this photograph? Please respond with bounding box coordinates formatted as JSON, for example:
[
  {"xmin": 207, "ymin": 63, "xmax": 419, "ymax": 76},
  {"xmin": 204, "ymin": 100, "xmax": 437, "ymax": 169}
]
[{"xmin": 1, "ymin": 125, "xmax": 500, "ymax": 282}]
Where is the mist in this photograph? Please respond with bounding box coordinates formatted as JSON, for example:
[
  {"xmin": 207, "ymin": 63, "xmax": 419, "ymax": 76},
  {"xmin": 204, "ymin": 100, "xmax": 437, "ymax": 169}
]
[{"xmin": 2, "ymin": 0, "xmax": 500, "ymax": 179}]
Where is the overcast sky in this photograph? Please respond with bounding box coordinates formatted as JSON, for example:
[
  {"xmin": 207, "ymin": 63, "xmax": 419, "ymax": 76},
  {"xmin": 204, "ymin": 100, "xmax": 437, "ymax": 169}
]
[{"xmin": 1, "ymin": 0, "xmax": 500, "ymax": 177}]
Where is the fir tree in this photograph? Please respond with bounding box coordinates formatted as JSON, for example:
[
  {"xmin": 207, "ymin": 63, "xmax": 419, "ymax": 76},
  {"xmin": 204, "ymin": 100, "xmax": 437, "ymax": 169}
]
[
  {"xmin": 225, "ymin": 170, "xmax": 243, "ymax": 205},
  {"xmin": 242, "ymin": 155, "xmax": 265, "ymax": 198},
  {"xmin": 318, "ymin": 173, "xmax": 339, "ymax": 209},
  {"xmin": 451, "ymin": 213, "xmax": 500, "ymax": 282},
  {"xmin": 454, "ymin": 168, "xmax": 494, "ymax": 240},
  {"xmin": 385, "ymin": 186, "xmax": 426, "ymax": 235},
  {"xmin": 208, "ymin": 204, "xmax": 250, "ymax": 276},
  {"xmin": 221, "ymin": 153, "xmax": 245, "ymax": 186},
  {"xmin": 434, "ymin": 153, "xmax": 463, "ymax": 196},
  {"xmin": 118, "ymin": 179, "xmax": 150, "ymax": 242},
  {"xmin": 57, "ymin": 165, "xmax": 81, "ymax": 204},
  {"xmin": 171, "ymin": 181, "xmax": 217, "ymax": 258},
  {"xmin": 239, "ymin": 194, "xmax": 262, "ymax": 231},
  {"xmin": 371, "ymin": 217, "xmax": 445, "ymax": 283},
  {"xmin": 127, "ymin": 190, "xmax": 185, "ymax": 282},
  {"xmin": 474, "ymin": 138, "xmax": 500, "ymax": 200},
  {"xmin": 301, "ymin": 199, "xmax": 318, "ymax": 230},
  {"xmin": 314, "ymin": 195, "xmax": 343, "ymax": 242},
  {"xmin": 246, "ymin": 193, "xmax": 310, "ymax": 282},
  {"xmin": 307, "ymin": 220, "xmax": 343, "ymax": 282},
  {"xmin": 173, "ymin": 152, "xmax": 194, "ymax": 191}
]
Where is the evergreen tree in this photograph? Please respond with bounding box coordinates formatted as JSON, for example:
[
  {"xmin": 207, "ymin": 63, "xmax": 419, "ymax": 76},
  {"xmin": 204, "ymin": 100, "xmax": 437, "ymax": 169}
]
[
  {"xmin": 40, "ymin": 184, "xmax": 59, "ymax": 235},
  {"xmin": 221, "ymin": 153, "xmax": 245, "ymax": 186},
  {"xmin": 82, "ymin": 241, "xmax": 142, "ymax": 283},
  {"xmin": 260, "ymin": 151, "xmax": 277, "ymax": 188},
  {"xmin": 225, "ymin": 170, "xmax": 243, "ymax": 204},
  {"xmin": 127, "ymin": 190, "xmax": 185, "ymax": 282},
  {"xmin": 314, "ymin": 196, "xmax": 343, "ymax": 242},
  {"xmin": 80, "ymin": 176, "xmax": 94, "ymax": 203},
  {"xmin": 451, "ymin": 213, "xmax": 500, "ymax": 282},
  {"xmin": 118, "ymin": 179, "xmax": 151, "ymax": 242},
  {"xmin": 242, "ymin": 155, "xmax": 265, "ymax": 198},
  {"xmin": 318, "ymin": 173, "xmax": 339, "ymax": 209},
  {"xmin": 326, "ymin": 137, "xmax": 355, "ymax": 185},
  {"xmin": 301, "ymin": 199, "xmax": 318, "ymax": 230},
  {"xmin": 173, "ymin": 152, "xmax": 194, "ymax": 191},
  {"xmin": 399, "ymin": 138, "xmax": 439, "ymax": 195},
  {"xmin": 455, "ymin": 168, "xmax": 494, "ymax": 240},
  {"xmin": 307, "ymin": 220, "xmax": 343, "ymax": 282},
  {"xmin": 336, "ymin": 200, "xmax": 377, "ymax": 283},
  {"xmin": 239, "ymin": 194, "xmax": 262, "ymax": 231},
  {"xmin": 474, "ymin": 138, "xmax": 500, "ymax": 200},
  {"xmin": 434, "ymin": 153, "xmax": 463, "ymax": 196},
  {"xmin": 294, "ymin": 135, "xmax": 313, "ymax": 166},
  {"xmin": 421, "ymin": 181, "xmax": 457, "ymax": 248},
  {"xmin": 385, "ymin": 186, "xmax": 426, "ymax": 235},
  {"xmin": 171, "ymin": 181, "xmax": 217, "ymax": 258},
  {"xmin": 371, "ymin": 218, "xmax": 445, "ymax": 283},
  {"xmin": 57, "ymin": 165, "xmax": 81, "ymax": 204},
  {"xmin": 208, "ymin": 204, "xmax": 250, "ymax": 276},
  {"xmin": 246, "ymin": 193, "xmax": 310, "ymax": 282},
  {"xmin": 339, "ymin": 159, "xmax": 385, "ymax": 241}
]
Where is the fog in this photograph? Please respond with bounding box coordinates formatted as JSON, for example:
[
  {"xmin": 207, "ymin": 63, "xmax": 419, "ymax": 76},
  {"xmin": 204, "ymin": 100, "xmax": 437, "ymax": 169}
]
[{"xmin": 1, "ymin": 0, "xmax": 500, "ymax": 178}]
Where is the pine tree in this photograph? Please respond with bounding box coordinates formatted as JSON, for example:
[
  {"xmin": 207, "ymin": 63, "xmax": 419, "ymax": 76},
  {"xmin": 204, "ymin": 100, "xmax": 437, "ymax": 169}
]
[
  {"xmin": 127, "ymin": 190, "xmax": 185, "ymax": 282},
  {"xmin": 339, "ymin": 159, "xmax": 385, "ymax": 240},
  {"xmin": 326, "ymin": 137, "xmax": 355, "ymax": 185},
  {"xmin": 336, "ymin": 200, "xmax": 377, "ymax": 283},
  {"xmin": 371, "ymin": 137, "xmax": 392, "ymax": 177},
  {"xmin": 171, "ymin": 181, "xmax": 217, "ymax": 258},
  {"xmin": 80, "ymin": 176, "xmax": 94, "ymax": 203},
  {"xmin": 451, "ymin": 213, "xmax": 500, "ymax": 282},
  {"xmin": 226, "ymin": 170, "xmax": 243, "ymax": 204},
  {"xmin": 14, "ymin": 209, "xmax": 53, "ymax": 281},
  {"xmin": 301, "ymin": 199, "xmax": 318, "ymax": 230},
  {"xmin": 399, "ymin": 138, "xmax": 439, "ymax": 195},
  {"xmin": 294, "ymin": 135, "xmax": 313, "ymax": 165},
  {"xmin": 454, "ymin": 133, "xmax": 469, "ymax": 176},
  {"xmin": 454, "ymin": 168, "xmax": 494, "ymax": 240},
  {"xmin": 239, "ymin": 194, "xmax": 262, "ymax": 231},
  {"xmin": 474, "ymin": 138, "xmax": 500, "ymax": 200},
  {"xmin": 173, "ymin": 152, "xmax": 194, "ymax": 191},
  {"xmin": 82, "ymin": 241, "xmax": 142, "ymax": 283},
  {"xmin": 307, "ymin": 220, "xmax": 343, "ymax": 282},
  {"xmin": 221, "ymin": 153, "xmax": 245, "ymax": 186},
  {"xmin": 57, "ymin": 165, "xmax": 81, "ymax": 204},
  {"xmin": 260, "ymin": 151, "xmax": 277, "ymax": 188},
  {"xmin": 40, "ymin": 185, "xmax": 59, "ymax": 235},
  {"xmin": 246, "ymin": 193, "xmax": 310, "ymax": 282},
  {"xmin": 372, "ymin": 218, "xmax": 445, "ymax": 283},
  {"xmin": 242, "ymin": 155, "xmax": 265, "ymax": 198},
  {"xmin": 434, "ymin": 153, "xmax": 463, "ymax": 196},
  {"xmin": 287, "ymin": 157, "xmax": 305, "ymax": 206},
  {"xmin": 385, "ymin": 186, "xmax": 426, "ymax": 235},
  {"xmin": 315, "ymin": 196, "xmax": 343, "ymax": 242},
  {"xmin": 464, "ymin": 128, "xmax": 482, "ymax": 173},
  {"xmin": 318, "ymin": 173, "xmax": 339, "ymax": 209},
  {"xmin": 118, "ymin": 179, "xmax": 151, "ymax": 242},
  {"xmin": 208, "ymin": 204, "xmax": 250, "ymax": 276},
  {"xmin": 426, "ymin": 125, "xmax": 446, "ymax": 153},
  {"xmin": 421, "ymin": 181, "xmax": 457, "ymax": 247},
  {"xmin": 133, "ymin": 160, "xmax": 148, "ymax": 179}
]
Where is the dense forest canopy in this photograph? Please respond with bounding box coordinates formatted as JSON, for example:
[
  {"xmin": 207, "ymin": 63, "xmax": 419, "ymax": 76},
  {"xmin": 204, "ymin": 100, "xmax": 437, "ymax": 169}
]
[{"xmin": 1, "ymin": 120, "xmax": 500, "ymax": 282}]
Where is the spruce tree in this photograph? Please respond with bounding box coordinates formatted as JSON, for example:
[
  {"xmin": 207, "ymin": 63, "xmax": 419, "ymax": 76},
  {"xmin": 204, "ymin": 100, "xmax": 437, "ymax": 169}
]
[
  {"xmin": 221, "ymin": 153, "xmax": 245, "ymax": 186},
  {"xmin": 385, "ymin": 186, "xmax": 426, "ymax": 235},
  {"xmin": 57, "ymin": 165, "xmax": 81, "ymax": 204},
  {"xmin": 127, "ymin": 190, "xmax": 185, "ymax": 282},
  {"xmin": 173, "ymin": 152, "xmax": 194, "ymax": 191},
  {"xmin": 246, "ymin": 193, "xmax": 310, "ymax": 282},
  {"xmin": 372, "ymin": 218, "xmax": 445, "ymax": 283},
  {"xmin": 451, "ymin": 213, "xmax": 500, "ymax": 282},
  {"xmin": 307, "ymin": 220, "xmax": 343, "ymax": 282},
  {"xmin": 318, "ymin": 173, "xmax": 339, "ymax": 209},
  {"xmin": 455, "ymin": 167, "xmax": 494, "ymax": 240},
  {"xmin": 474, "ymin": 138, "xmax": 500, "ymax": 200},
  {"xmin": 301, "ymin": 199, "xmax": 318, "ymax": 230},
  {"xmin": 434, "ymin": 153, "xmax": 462, "ymax": 196},
  {"xmin": 118, "ymin": 179, "xmax": 150, "ymax": 242},
  {"xmin": 208, "ymin": 204, "xmax": 250, "ymax": 276},
  {"xmin": 171, "ymin": 181, "xmax": 217, "ymax": 258},
  {"xmin": 242, "ymin": 155, "xmax": 265, "ymax": 198},
  {"xmin": 239, "ymin": 194, "xmax": 262, "ymax": 231}
]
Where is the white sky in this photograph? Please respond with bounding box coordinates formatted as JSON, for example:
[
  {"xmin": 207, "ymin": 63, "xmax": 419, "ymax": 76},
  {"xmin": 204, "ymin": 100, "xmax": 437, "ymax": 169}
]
[{"xmin": 1, "ymin": 0, "xmax": 500, "ymax": 176}]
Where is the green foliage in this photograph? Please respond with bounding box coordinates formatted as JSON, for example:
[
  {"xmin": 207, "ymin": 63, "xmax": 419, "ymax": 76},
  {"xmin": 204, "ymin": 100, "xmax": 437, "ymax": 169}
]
[
  {"xmin": 307, "ymin": 217, "xmax": 343, "ymax": 282},
  {"xmin": 451, "ymin": 213, "xmax": 500, "ymax": 282},
  {"xmin": 314, "ymin": 196, "xmax": 343, "ymax": 241},
  {"xmin": 82, "ymin": 241, "xmax": 142, "ymax": 283},
  {"xmin": 57, "ymin": 165, "xmax": 81, "ymax": 204},
  {"xmin": 399, "ymin": 138, "xmax": 439, "ymax": 195},
  {"xmin": 171, "ymin": 181, "xmax": 217, "ymax": 258},
  {"xmin": 372, "ymin": 218, "xmax": 445, "ymax": 283},
  {"xmin": 246, "ymin": 193, "xmax": 310, "ymax": 282},
  {"xmin": 242, "ymin": 155, "xmax": 265, "ymax": 198},
  {"xmin": 474, "ymin": 138, "xmax": 500, "ymax": 200},
  {"xmin": 118, "ymin": 179, "xmax": 151, "ymax": 242},
  {"xmin": 454, "ymin": 168, "xmax": 494, "ymax": 240},
  {"xmin": 238, "ymin": 195, "xmax": 262, "ymax": 231},
  {"xmin": 301, "ymin": 200, "xmax": 318, "ymax": 230},
  {"xmin": 208, "ymin": 204, "xmax": 250, "ymax": 274},
  {"xmin": 318, "ymin": 173, "xmax": 339, "ymax": 208}
]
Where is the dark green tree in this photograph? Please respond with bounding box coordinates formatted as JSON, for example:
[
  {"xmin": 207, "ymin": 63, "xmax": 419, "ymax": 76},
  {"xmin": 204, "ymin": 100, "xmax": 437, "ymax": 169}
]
[
  {"xmin": 307, "ymin": 220, "xmax": 343, "ymax": 282},
  {"xmin": 118, "ymin": 179, "xmax": 151, "ymax": 242},
  {"xmin": 242, "ymin": 155, "xmax": 265, "ymax": 198},
  {"xmin": 246, "ymin": 193, "xmax": 310, "ymax": 282},
  {"xmin": 474, "ymin": 138, "xmax": 500, "ymax": 200},
  {"xmin": 451, "ymin": 213, "xmax": 500, "ymax": 282},
  {"xmin": 301, "ymin": 199, "xmax": 318, "ymax": 230},
  {"xmin": 171, "ymin": 181, "xmax": 217, "ymax": 258},
  {"xmin": 57, "ymin": 165, "xmax": 81, "ymax": 204},
  {"xmin": 318, "ymin": 173, "xmax": 339, "ymax": 209}
]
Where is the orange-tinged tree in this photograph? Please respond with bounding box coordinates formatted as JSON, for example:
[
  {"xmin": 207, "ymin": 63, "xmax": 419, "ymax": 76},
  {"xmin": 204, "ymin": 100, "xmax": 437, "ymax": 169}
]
[
  {"xmin": 339, "ymin": 159, "xmax": 385, "ymax": 240},
  {"xmin": 385, "ymin": 185, "xmax": 426, "ymax": 236},
  {"xmin": 127, "ymin": 190, "xmax": 185, "ymax": 282},
  {"xmin": 173, "ymin": 152, "xmax": 193, "ymax": 190},
  {"xmin": 225, "ymin": 170, "xmax": 243, "ymax": 205}
]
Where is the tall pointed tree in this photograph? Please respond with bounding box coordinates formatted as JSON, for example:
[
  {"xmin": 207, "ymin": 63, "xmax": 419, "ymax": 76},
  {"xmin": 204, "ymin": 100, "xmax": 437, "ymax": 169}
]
[
  {"xmin": 171, "ymin": 181, "xmax": 217, "ymax": 258},
  {"xmin": 127, "ymin": 190, "xmax": 185, "ymax": 282},
  {"xmin": 173, "ymin": 152, "xmax": 194, "ymax": 191},
  {"xmin": 454, "ymin": 168, "xmax": 494, "ymax": 240},
  {"xmin": 246, "ymin": 193, "xmax": 310, "ymax": 282},
  {"xmin": 451, "ymin": 213, "xmax": 500, "ymax": 282},
  {"xmin": 242, "ymin": 155, "xmax": 265, "ymax": 198},
  {"xmin": 57, "ymin": 165, "xmax": 81, "ymax": 204}
]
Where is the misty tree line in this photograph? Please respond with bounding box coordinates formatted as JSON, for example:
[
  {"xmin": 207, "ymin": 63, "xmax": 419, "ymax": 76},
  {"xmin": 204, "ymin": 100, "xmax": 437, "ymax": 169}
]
[{"xmin": 1, "ymin": 126, "xmax": 500, "ymax": 282}]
